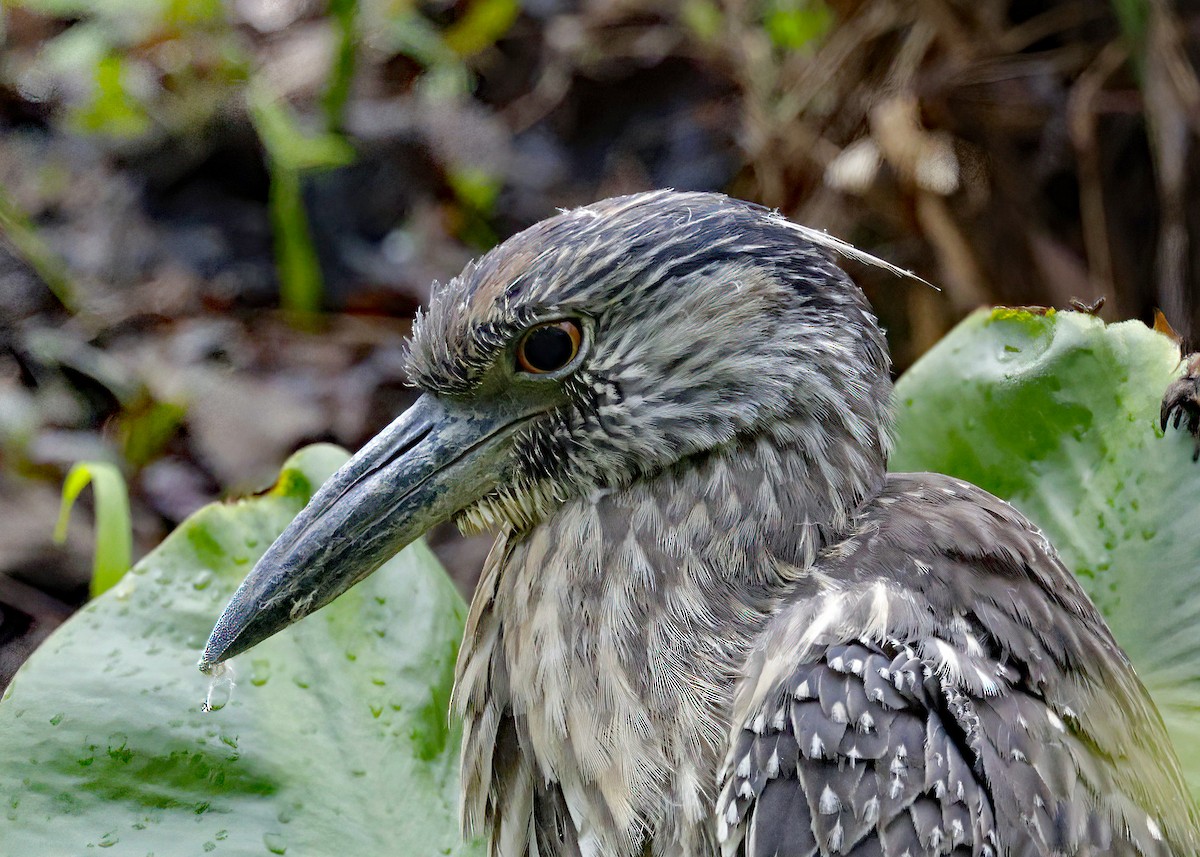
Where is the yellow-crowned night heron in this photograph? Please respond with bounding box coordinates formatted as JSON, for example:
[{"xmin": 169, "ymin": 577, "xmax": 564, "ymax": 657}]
[{"xmin": 202, "ymin": 191, "xmax": 1200, "ymax": 857}]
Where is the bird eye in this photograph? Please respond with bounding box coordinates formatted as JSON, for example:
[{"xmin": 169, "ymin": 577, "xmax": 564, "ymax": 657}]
[{"xmin": 517, "ymin": 320, "xmax": 583, "ymax": 375}]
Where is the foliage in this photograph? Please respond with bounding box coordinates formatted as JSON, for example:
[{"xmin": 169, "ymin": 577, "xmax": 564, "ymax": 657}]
[
  {"xmin": 248, "ymin": 0, "xmax": 359, "ymax": 319},
  {"xmin": 0, "ymin": 182, "xmax": 78, "ymax": 313},
  {"xmin": 892, "ymin": 308, "xmax": 1200, "ymax": 798},
  {"xmin": 2, "ymin": 445, "xmax": 479, "ymax": 856},
  {"xmin": 443, "ymin": 0, "xmax": 520, "ymax": 58},
  {"xmin": 761, "ymin": 0, "xmax": 832, "ymax": 51},
  {"xmin": 248, "ymin": 82, "xmax": 356, "ymax": 318},
  {"xmin": 54, "ymin": 460, "xmax": 133, "ymax": 598},
  {"xmin": 115, "ymin": 396, "xmax": 189, "ymax": 469},
  {"xmin": 323, "ymin": 0, "xmax": 360, "ymax": 130},
  {"xmin": 5, "ymin": 0, "xmax": 244, "ymax": 141},
  {"xmin": 1, "ymin": 0, "xmax": 522, "ymax": 318}
]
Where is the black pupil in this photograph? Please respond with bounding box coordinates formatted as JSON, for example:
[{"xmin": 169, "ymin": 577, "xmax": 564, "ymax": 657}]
[{"xmin": 523, "ymin": 326, "xmax": 575, "ymax": 372}]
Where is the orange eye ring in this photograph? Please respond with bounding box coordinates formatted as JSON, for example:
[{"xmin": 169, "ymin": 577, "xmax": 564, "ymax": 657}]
[{"xmin": 517, "ymin": 320, "xmax": 583, "ymax": 374}]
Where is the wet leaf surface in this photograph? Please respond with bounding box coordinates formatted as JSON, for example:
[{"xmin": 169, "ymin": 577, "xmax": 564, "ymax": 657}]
[
  {"xmin": 892, "ymin": 308, "xmax": 1200, "ymax": 798},
  {"xmin": 0, "ymin": 443, "xmax": 480, "ymax": 856}
]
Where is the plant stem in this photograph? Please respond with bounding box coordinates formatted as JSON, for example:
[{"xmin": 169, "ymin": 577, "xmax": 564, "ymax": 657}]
[
  {"xmin": 268, "ymin": 159, "xmax": 324, "ymax": 321},
  {"xmin": 323, "ymin": 0, "xmax": 359, "ymax": 133},
  {"xmin": 0, "ymin": 185, "xmax": 80, "ymax": 314}
]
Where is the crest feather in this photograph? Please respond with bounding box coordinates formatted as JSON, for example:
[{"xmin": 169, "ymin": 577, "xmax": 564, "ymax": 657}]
[{"xmin": 773, "ymin": 216, "xmax": 937, "ymax": 290}]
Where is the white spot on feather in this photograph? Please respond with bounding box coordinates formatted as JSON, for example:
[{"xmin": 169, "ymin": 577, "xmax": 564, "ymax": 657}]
[
  {"xmin": 865, "ymin": 581, "xmax": 891, "ymax": 638},
  {"xmin": 829, "ymin": 820, "xmax": 844, "ymax": 851},
  {"xmin": 862, "ymin": 796, "xmax": 880, "ymax": 824},
  {"xmin": 819, "ymin": 785, "xmax": 841, "ymax": 814}
]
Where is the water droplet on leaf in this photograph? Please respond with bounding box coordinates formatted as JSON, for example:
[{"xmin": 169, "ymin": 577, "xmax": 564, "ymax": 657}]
[{"xmin": 250, "ymin": 658, "xmax": 271, "ymax": 687}]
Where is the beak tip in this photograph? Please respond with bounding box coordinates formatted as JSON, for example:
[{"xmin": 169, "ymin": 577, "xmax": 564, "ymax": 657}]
[
  {"xmin": 199, "ymin": 601, "xmax": 251, "ymax": 672},
  {"xmin": 198, "ymin": 631, "xmax": 229, "ymax": 671},
  {"xmin": 198, "ymin": 635, "xmax": 229, "ymax": 673}
]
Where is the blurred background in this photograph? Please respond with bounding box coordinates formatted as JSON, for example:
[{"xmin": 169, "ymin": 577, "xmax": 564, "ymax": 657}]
[{"xmin": 1, "ymin": 0, "xmax": 1198, "ymax": 686}]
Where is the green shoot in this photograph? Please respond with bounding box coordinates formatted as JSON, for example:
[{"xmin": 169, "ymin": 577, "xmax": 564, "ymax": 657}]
[
  {"xmin": 248, "ymin": 83, "xmax": 356, "ymax": 321},
  {"xmin": 0, "ymin": 183, "xmax": 80, "ymax": 314},
  {"xmin": 55, "ymin": 461, "xmax": 133, "ymax": 598}
]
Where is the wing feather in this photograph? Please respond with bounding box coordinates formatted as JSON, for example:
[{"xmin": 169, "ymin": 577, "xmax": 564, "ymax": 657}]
[{"xmin": 718, "ymin": 472, "xmax": 1199, "ymax": 857}]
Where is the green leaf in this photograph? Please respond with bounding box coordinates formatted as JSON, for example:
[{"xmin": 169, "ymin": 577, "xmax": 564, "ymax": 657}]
[
  {"xmin": 0, "ymin": 176, "xmax": 80, "ymax": 314},
  {"xmin": 72, "ymin": 52, "xmax": 153, "ymax": 139},
  {"xmin": 681, "ymin": 0, "xmax": 725, "ymax": 43},
  {"xmin": 443, "ymin": 0, "xmax": 519, "ymax": 58},
  {"xmin": 1110, "ymin": 0, "xmax": 1150, "ymax": 56},
  {"xmin": 447, "ymin": 167, "xmax": 501, "ymax": 216},
  {"xmin": 761, "ymin": 0, "xmax": 832, "ymax": 51},
  {"xmin": 55, "ymin": 460, "xmax": 133, "ymax": 598},
  {"xmin": 248, "ymin": 85, "xmax": 356, "ymax": 174},
  {"xmin": 5, "ymin": 444, "xmax": 481, "ymax": 856},
  {"xmin": 447, "ymin": 167, "xmax": 501, "ymax": 250},
  {"xmin": 163, "ymin": 0, "xmax": 223, "ymax": 25},
  {"xmin": 891, "ymin": 308, "xmax": 1200, "ymax": 798},
  {"xmin": 117, "ymin": 395, "xmax": 188, "ymax": 467},
  {"xmin": 7, "ymin": 0, "xmax": 160, "ymax": 20},
  {"xmin": 367, "ymin": 9, "xmax": 458, "ymax": 69}
]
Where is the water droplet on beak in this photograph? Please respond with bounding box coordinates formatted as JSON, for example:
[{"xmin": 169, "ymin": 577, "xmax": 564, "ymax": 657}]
[{"xmin": 201, "ymin": 661, "xmax": 236, "ymax": 712}]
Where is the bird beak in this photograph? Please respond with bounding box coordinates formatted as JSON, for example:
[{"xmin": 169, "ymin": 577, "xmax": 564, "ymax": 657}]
[{"xmin": 200, "ymin": 393, "xmax": 530, "ymax": 670}]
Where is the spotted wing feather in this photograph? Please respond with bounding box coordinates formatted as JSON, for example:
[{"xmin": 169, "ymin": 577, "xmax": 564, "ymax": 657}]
[
  {"xmin": 721, "ymin": 639, "xmax": 996, "ymax": 857},
  {"xmin": 719, "ymin": 472, "xmax": 1200, "ymax": 857}
]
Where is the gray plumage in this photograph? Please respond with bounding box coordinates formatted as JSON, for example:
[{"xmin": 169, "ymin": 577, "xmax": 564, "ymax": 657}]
[
  {"xmin": 202, "ymin": 190, "xmax": 1200, "ymax": 857},
  {"xmin": 426, "ymin": 192, "xmax": 1199, "ymax": 856}
]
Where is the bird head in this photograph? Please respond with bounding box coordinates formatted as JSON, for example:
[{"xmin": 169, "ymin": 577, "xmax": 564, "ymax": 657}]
[{"xmin": 201, "ymin": 190, "xmax": 897, "ymax": 669}]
